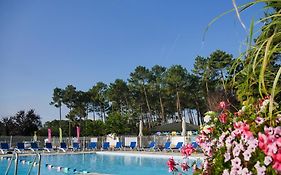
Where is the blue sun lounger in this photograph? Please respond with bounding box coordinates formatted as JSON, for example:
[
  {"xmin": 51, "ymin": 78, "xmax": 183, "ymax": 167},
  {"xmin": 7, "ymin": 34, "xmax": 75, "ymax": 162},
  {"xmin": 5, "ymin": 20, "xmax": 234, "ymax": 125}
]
[
  {"xmin": 44, "ymin": 143, "xmax": 54, "ymax": 152},
  {"xmin": 129, "ymin": 141, "xmax": 137, "ymax": 150},
  {"xmin": 0, "ymin": 143, "xmax": 13, "ymax": 154},
  {"xmin": 191, "ymin": 141, "xmax": 202, "ymax": 152},
  {"xmin": 191, "ymin": 141, "xmax": 199, "ymax": 149},
  {"xmin": 140, "ymin": 141, "xmax": 156, "ymax": 151},
  {"xmin": 101, "ymin": 142, "xmax": 110, "ymax": 151},
  {"xmin": 162, "ymin": 141, "xmax": 171, "ymax": 151},
  {"xmin": 171, "ymin": 142, "xmax": 183, "ymax": 152},
  {"xmin": 72, "ymin": 142, "xmax": 80, "ymax": 151},
  {"xmin": 14, "ymin": 143, "xmax": 26, "ymax": 153},
  {"xmin": 88, "ymin": 142, "xmax": 97, "ymax": 150},
  {"xmin": 58, "ymin": 142, "xmax": 67, "ymax": 152},
  {"xmin": 29, "ymin": 142, "xmax": 43, "ymax": 152},
  {"xmin": 113, "ymin": 142, "xmax": 123, "ymax": 150}
]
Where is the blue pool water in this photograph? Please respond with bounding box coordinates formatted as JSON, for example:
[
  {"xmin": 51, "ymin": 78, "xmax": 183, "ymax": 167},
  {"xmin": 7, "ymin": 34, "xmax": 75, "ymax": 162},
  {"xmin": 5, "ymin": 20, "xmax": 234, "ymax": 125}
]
[{"xmin": 0, "ymin": 153, "xmax": 201, "ymax": 175}]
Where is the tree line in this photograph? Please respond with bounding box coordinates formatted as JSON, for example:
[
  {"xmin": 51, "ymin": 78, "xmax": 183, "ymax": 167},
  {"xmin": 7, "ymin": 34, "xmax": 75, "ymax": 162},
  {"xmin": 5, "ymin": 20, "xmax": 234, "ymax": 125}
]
[
  {"xmin": 0, "ymin": 110, "xmax": 42, "ymax": 136},
  {"xmin": 0, "ymin": 50, "xmax": 236, "ymax": 136},
  {"xmin": 2, "ymin": 46, "xmax": 278, "ymax": 137},
  {"xmin": 47, "ymin": 50, "xmax": 235, "ymax": 136}
]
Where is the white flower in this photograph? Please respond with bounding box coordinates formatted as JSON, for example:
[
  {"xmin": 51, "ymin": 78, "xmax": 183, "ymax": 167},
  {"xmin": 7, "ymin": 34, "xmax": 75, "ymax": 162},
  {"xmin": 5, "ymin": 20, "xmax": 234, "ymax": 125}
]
[
  {"xmin": 255, "ymin": 117, "xmax": 265, "ymax": 125},
  {"xmin": 231, "ymin": 157, "xmax": 241, "ymax": 167},
  {"xmin": 264, "ymin": 156, "xmax": 272, "ymax": 166},
  {"xmin": 204, "ymin": 115, "xmax": 211, "ymax": 123},
  {"xmin": 224, "ymin": 152, "xmax": 231, "ymax": 162},
  {"xmin": 222, "ymin": 169, "xmax": 230, "ymax": 175},
  {"xmin": 241, "ymin": 167, "xmax": 252, "ymax": 175},
  {"xmin": 202, "ymin": 125, "xmax": 214, "ymax": 134},
  {"xmin": 260, "ymin": 99, "xmax": 270, "ymax": 112},
  {"xmin": 262, "ymin": 99, "xmax": 270, "ymax": 107},
  {"xmin": 233, "ymin": 144, "xmax": 241, "ymax": 157},
  {"xmin": 254, "ymin": 161, "xmax": 266, "ymax": 175},
  {"xmin": 242, "ymin": 149, "xmax": 252, "ymax": 161}
]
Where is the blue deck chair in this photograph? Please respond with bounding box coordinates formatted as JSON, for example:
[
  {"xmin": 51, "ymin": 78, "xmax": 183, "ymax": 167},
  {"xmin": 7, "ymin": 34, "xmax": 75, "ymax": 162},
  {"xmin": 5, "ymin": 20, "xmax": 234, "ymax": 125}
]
[
  {"xmin": 29, "ymin": 142, "xmax": 43, "ymax": 152},
  {"xmin": 58, "ymin": 142, "xmax": 67, "ymax": 152},
  {"xmin": 162, "ymin": 141, "xmax": 171, "ymax": 151},
  {"xmin": 171, "ymin": 142, "xmax": 183, "ymax": 152},
  {"xmin": 129, "ymin": 141, "xmax": 137, "ymax": 150},
  {"xmin": 44, "ymin": 143, "xmax": 53, "ymax": 152},
  {"xmin": 101, "ymin": 142, "xmax": 110, "ymax": 150},
  {"xmin": 142, "ymin": 141, "xmax": 156, "ymax": 151},
  {"xmin": 14, "ymin": 143, "xmax": 26, "ymax": 153},
  {"xmin": 191, "ymin": 141, "xmax": 199, "ymax": 149},
  {"xmin": 0, "ymin": 143, "xmax": 13, "ymax": 154},
  {"xmin": 191, "ymin": 141, "xmax": 202, "ymax": 152},
  {"xmin": 72, "ymin": 142, "xmax": 80, "ymax": 151},
  {"xmin": 88, "ymin": 142, "xmax": 97, "ymax": 150},
  {"xmin": 113, "ymin": 142, "xmax": 123, "ymax": 150}
]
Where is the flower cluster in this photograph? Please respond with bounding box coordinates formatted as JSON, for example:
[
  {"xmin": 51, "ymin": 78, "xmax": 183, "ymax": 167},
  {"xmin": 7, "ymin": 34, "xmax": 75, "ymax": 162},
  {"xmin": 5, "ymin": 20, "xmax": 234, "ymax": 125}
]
[
  {"xmin": 192, "ymin": 98, "xmax": 281, "ymax": 175},
  {"xmin": 167, "ymin": 144, "xmax": 195, "ymax": 174},
  {"xmin": 258, "ymin": 126, "xmax": 281, "ymax": 171}
]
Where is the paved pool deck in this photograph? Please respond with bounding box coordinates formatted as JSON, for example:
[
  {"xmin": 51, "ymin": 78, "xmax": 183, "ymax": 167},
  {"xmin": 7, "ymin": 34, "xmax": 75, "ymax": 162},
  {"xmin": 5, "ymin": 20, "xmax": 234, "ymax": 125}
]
[{"xmin": 0, "ymin": 150, "xmax": 204, "ymax": 159}]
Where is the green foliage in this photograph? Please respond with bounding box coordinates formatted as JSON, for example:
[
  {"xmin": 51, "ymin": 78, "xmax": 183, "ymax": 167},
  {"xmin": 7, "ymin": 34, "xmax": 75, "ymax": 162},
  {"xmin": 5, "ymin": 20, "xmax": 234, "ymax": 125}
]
[
  {"xmin": 105, "ymin": 112, "xmax": 130, "ymax": 135},
  {"xmin": 0, "ymin": 110, "xmax": 42, "ymax": 136},
  {"xmin": 192, "ymin": 1, "xmax": 281, "ymax": 175},
  {"xmin": 230, "ymin": 1, "xmax": 281, "ymax": 105},
  {"xmin": 193, "ymin": 50, "xmax": 234, "ymax": 111},
  {"xmin": 37, "ymin": 120, "xmax": 69, "ymax": 136},
  {"xmin": 82, "ymin": 120, "xmax": 106, "ymax": 136},
  {"xmin": 38, "ymin": 119, "xmax": 106, "ymax": 137},
  {"xmin": 49, "ymin": 52, "xmax": 235, "ymax": 130},
  {"xmin": 107, "ymin": 79, "xmax": 130, "ymax": 113}
]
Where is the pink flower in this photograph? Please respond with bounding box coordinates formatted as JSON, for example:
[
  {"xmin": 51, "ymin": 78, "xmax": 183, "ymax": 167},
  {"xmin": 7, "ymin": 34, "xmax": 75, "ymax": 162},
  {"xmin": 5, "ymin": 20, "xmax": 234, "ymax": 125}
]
[
  {"xmin": 258, "ymin": 132, "xmax": 268, "ymax": 153},
  {"xmin": 181, "ymin": 144, "xmax": 194, "ymax": 157},
  {"xmin": 180, "ymin": 162, "xmax": 189, "ymax": 171},
  {"xmin": 264, "ymin": 126, "xmax": 274, "ymax": 136},
  {"xmin": 234, "ymin": 121, "xmax": 253, "ymax": 139},
  {"xmin": 219, "ymin": 113, "xmax": 228, "ymax": 123},
  {"xmin": 167, "ymin": 157, "xmax": 177, "ymax": 172},
  {"xmin": 272, "ymin": 161, "xmax": 281, "ymax": 172},
  {"xmin": 258, "ymin": 126, "xmax": 281, "ymax": 172},
  {"xmin": 219, "ymin": 101, "xmax": 228, "ymax": 110}
]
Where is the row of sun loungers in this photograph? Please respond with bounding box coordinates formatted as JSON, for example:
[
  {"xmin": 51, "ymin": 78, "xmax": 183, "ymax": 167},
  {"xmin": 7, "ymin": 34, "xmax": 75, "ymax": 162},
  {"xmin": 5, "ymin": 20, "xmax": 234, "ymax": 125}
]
[
  {"xmin": 0, "ymin": 142, "xmax": 79, "ymax": 154},
  {"xmin": 0, "ymin": 141, "xmax": 199, "ymax": 154}
]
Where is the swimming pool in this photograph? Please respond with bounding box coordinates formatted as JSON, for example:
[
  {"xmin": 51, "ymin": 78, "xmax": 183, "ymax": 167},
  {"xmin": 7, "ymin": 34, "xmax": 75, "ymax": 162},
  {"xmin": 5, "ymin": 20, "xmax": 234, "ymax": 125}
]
[{"xmin": 0, "ymin": 153, "xmax": 202, "ymax": 175}]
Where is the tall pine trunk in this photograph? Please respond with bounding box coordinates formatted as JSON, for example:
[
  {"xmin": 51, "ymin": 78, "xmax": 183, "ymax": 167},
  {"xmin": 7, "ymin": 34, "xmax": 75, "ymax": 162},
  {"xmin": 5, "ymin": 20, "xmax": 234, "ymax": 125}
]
[
  {"xmin": 159, "ymin": 95, "xmax": 165, "ymax": 123},
  {"xmin": 176, "ymin": 90, "xmax": 182, "ymax": 121},
  {"xmin": 143, "ymin": 84, "xmax": 152, "ymax": 128}
]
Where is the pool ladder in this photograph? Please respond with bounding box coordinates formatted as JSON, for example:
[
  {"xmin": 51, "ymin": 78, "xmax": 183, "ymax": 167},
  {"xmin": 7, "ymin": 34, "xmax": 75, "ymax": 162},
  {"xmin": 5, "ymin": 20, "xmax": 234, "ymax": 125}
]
[{"xmin": 5, "ymin": 152, "xmax": 42, "ymax": 175}]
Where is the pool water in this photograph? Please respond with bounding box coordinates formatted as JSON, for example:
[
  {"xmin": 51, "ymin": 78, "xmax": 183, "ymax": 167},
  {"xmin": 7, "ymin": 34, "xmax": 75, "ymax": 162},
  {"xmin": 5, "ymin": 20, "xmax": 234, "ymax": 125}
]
[{"xmin": 0, "ymin": 153, "xmax": 201, "ymax": 175}]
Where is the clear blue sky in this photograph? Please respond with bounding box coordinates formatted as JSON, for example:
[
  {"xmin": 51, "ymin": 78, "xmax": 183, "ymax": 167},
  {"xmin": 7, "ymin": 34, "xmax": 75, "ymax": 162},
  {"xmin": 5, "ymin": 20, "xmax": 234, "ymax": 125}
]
[{"xmin": 0, "ymin": 0, "xmax": 264, "ymax": 123}]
